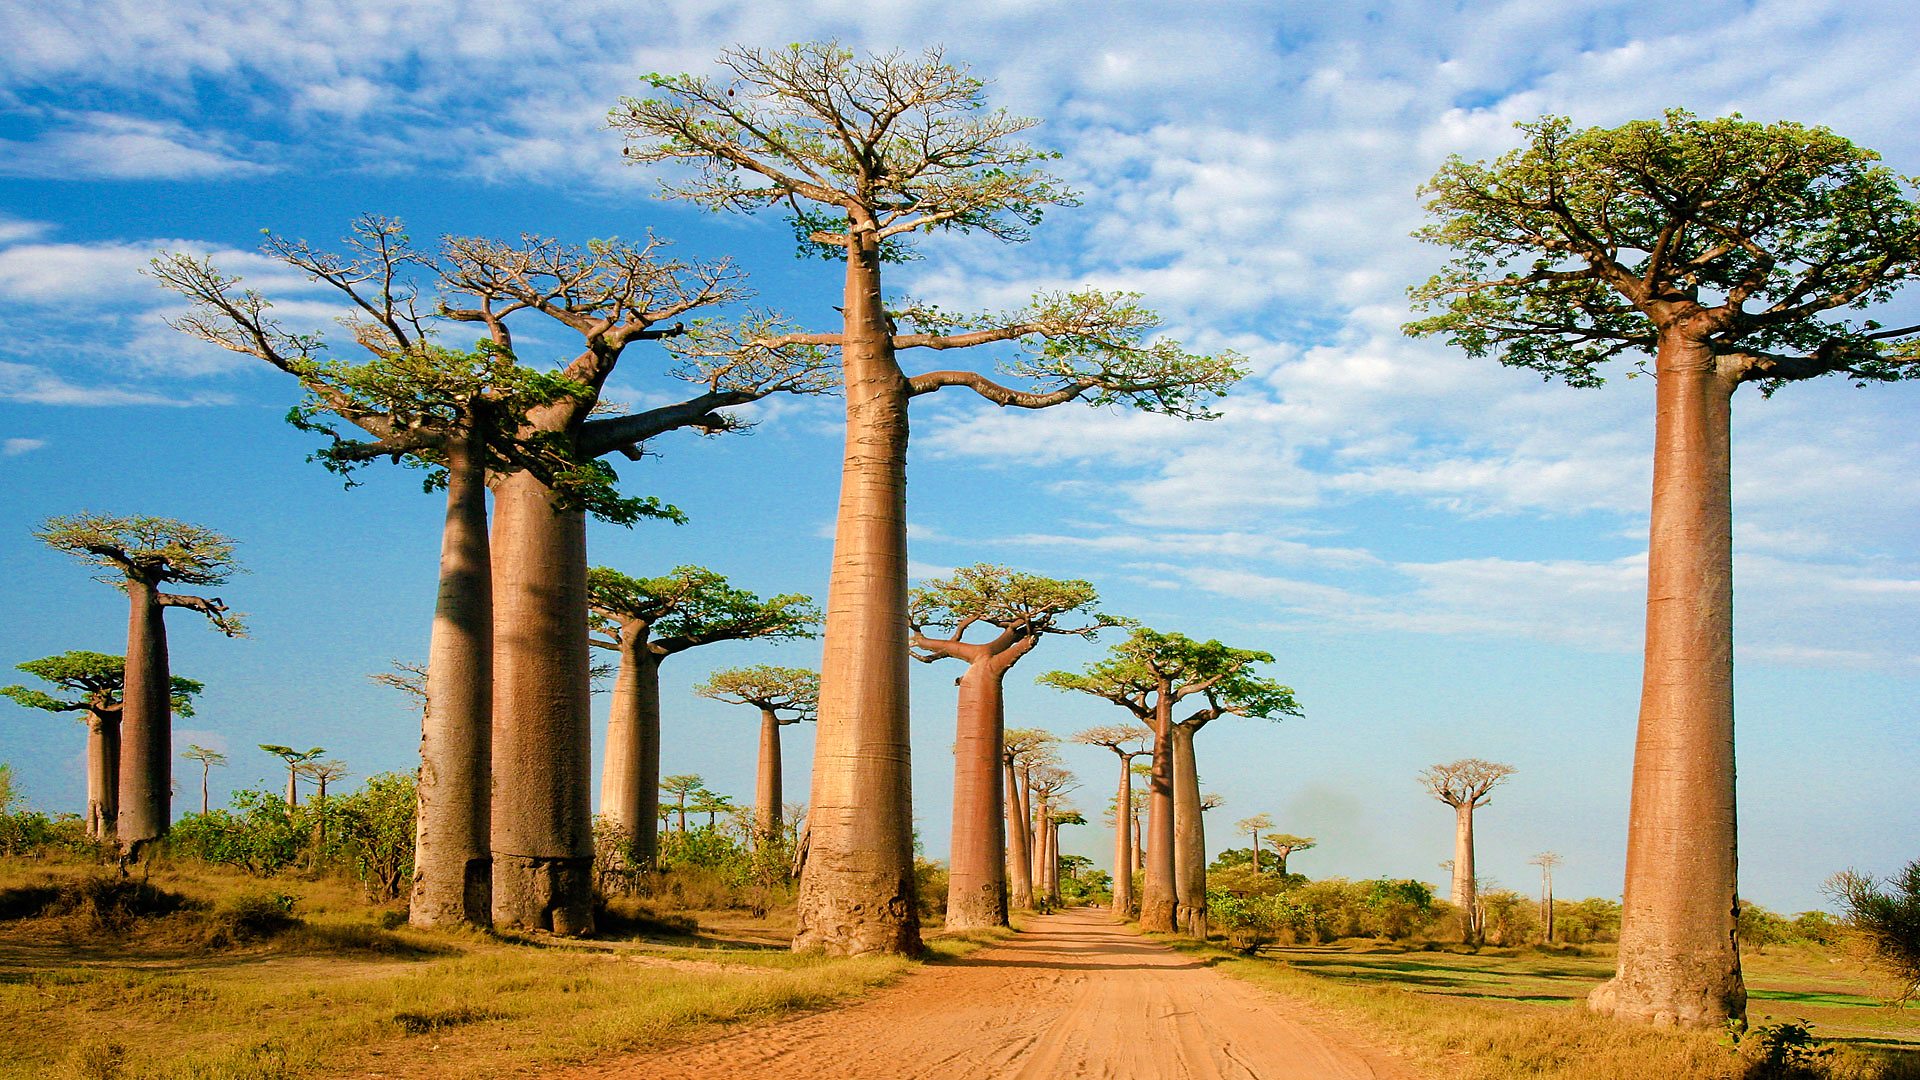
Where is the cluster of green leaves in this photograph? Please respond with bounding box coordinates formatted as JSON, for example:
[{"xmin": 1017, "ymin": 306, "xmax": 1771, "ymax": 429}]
[
  {"xmin": 588, "ymin": 565, "xmax": 819, "ymax": 651},
  {"xmin": 1408, "ymin": 110, "xmax": 1920, "ymax": 390},
  {"xmin": 1830, "ymin": 859, "xmax": 1920, "ymax": 1004},
  {"xmin": 1040, "ymin": 626, "xmax": 1301, "ymax": 725},
  {"xmin": 167, "ymin": 776, "xmax": 416, "ymax": 899},
  {"xmin": 909, "ymin": 563, "xmax": 1116, "ymax": 638},
  {"xmin": 2, "ymin": 651, "xmax": 201, "ymax": 716},
  {"xmin": 33, "ymin": 514, "xmax": 241, "ymax": 589},
  {"xmin": 1206, "ymin": 875, "xmax": 1441, "ymax": 947},
  {"xmin": 692, "ymin": 664, "xmax": 819, "ymax": 718}
]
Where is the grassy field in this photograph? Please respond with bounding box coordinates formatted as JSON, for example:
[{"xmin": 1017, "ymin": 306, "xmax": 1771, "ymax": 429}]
[
  {"xmin": 1206, "ymin": 938, "xmax": 1919, "ymax": 1080},
  {"xmin": 0, "ymin": 858, "xmax": 986, "ymax": 1080}
]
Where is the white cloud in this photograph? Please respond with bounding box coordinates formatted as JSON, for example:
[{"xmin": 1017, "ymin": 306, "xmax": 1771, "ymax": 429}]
[
  {"xmin": 0, "ymin": 361, "xmax": 229, "ymax": 407},
  {"xmin": 0, "ymin": 112, "xmax": 274, "ymax": 180},
  {"xmin": 2, "ymin": 437, "xmax": 46, "ymax": 456}
]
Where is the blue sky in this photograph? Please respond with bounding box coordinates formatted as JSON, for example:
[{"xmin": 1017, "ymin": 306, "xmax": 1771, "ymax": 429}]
[{"xmin": 0, "ymin": 0, "xmax": 1914, "ymax": 913}]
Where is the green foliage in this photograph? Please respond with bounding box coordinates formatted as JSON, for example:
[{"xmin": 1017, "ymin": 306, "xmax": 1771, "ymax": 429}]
[
  {"xmin": 166, "ymin": 775, "xmax": 417, "ymax": 900},
  {"xmin": 1407, "ymin": 110, "xmax": 1920, "ymax": 393},
  {"xmin": 1731, "ymin": 1019, "xmax": 1835, "ymax": 1076},
  {"xmin": 1040, "ymin": 626, "xmax": 1301, "ymax": 727},
  {"xmin": 1480, "ymin": 889, "xmax": 1542, "ymax": 946},
  {"xmin": 35, "ymin": 513, "xmax": 242, "ymax": 589},
  {"xmin": 693, "ymin": 665, "xmax": 819, "ymax": 720},
  {"xmin": 1830, "ymin": 860, "xmax": 1920, "ymax": 1004},
  {"xmin": 910, "ymin": 563, "xmax": 1121, "ymax": 641},
  {"xmin": 4, "ymin": 651, "xmax": 205, "ymax": 721},
  {"xmin": 588, "ymin": 565, "xmax": 819, "ymax": 654},
  {"xmin": 1553, "ymin": 896, "xmax": 1623, "ymax": 944}
]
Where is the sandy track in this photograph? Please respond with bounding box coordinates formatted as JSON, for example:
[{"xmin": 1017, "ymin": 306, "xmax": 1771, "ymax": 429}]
[{"xmin": 556, "ymin": 908, "xmax": 1420, "ymax": 1080}]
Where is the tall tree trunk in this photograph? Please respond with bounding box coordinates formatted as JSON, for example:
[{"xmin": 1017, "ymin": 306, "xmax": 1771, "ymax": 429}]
[
  {"xmin": 756, "ymin": 707, "xmax": 783, "ymax": 842},
  {"xmin": 1029, "ymin": 787, "xmax": 1047, "ymax": 889},
  {"xmin": 197, "ymin": 764, "xmax": 206, "ymax": 817},
  {"xmin": 1005, "ymin": 755, "xmax": 1034, "ymax": 910},
  {"xmin": 1171, "ymin": 722, "xmax": 1208, "ymax": 938},
  {"xmin": 117, "ymin": 578, "xmax": 169, "ymax": 857},
  {"xmin": 411, "ymin": 431, "xmax": 494, "ymax": 929},
  {"xmin": 86, "ymin": 710, "xmax": 119, "ymax": 840},
  {"xmin": 599, "ymin": 640, "xmax": 661, "ymax": 867},
  {"xmin": 794, "ymin": 234, "xmax": 920, "ymax": 956},
  {"xmin": 490, "ymin": 469, "xmax": 594, "ymax": 935},
  {"xmin": 1590, "ymin": 337, "xmax": 1744, "ymax": 1027},
  {"xmin": 1452, "ymin": 802, "xmax": 1478, "ymax": 944},
  {"xmin": 286, "ymin": 767, "xmax": 298, "ymax": 808},
  {"xmin": 945, "ymin": 654, "xmax": 1011, "ymax": 930},
  {"xmin": 1045, "ymin": 818, "xmax": 1061, "ymax": 904},
  {"xmin": 1111, "ymin": 756, "xmax": 1134, "ymax": 916},
  {"xmin": 1544, "ymin": 874, "xmax": 1555, "ymax": 945},
  {"xmin": 1132, "ymin": 811, "xmax": 1144, "ymax": 875},
  {"xmin": 1140, "ymin": 689, "xmax": 1177, "ymax": 932}
]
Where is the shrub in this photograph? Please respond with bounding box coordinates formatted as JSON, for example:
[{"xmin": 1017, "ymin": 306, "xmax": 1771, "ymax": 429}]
[{"xmin": 1830, "ymin": 860, "xmax": 1920, "ymax": 1005}]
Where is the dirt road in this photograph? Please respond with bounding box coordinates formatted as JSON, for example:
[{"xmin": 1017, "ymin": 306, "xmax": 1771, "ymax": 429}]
[{"xmin": 562, "ymin": 908, "xmax": 1419, "ymax": 1079}]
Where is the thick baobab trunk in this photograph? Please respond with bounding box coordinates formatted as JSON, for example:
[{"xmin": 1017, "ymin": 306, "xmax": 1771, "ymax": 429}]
[
  {"xmin": 411, "ymin": 433, "xmax": 494, "ymax": 929},
  {"xmin": 1029, "ymin": 789, "xmax": 1047, "ymax": 889},
  {"xmin": 1249, "ymin": 827, "xmax": 1261, "ymax": 874},
  {"xmin": 1140, "ymin": 693, "xmax": 1178, "ymax": 932},
  {"xmin": 1042, "ymin": 816, "xmax": 1060, "ymax": 904},
  {"xmin": 1111, "ymin": 757, "xmax": 1134, "ymax": 916},
  {"xmin": 945, "ymin": 655, "xmax": 1012, "ymax": 930},
  {"xmin": 756, "ymin": 707, "xmax": 783, "ymax": 841},
  {"xmin": 1275, "ymin": 848, "xmax": 1289, "ymax": 877},
  {"xmin": 1590, "ymin": 338, "xmax": 1744, "ymax": 1027},
  {"xmin": 85, "ymin": 711, "xmax": 119, "ymax": 840},
  {"xmin": 599, "ymin": 641, "xmax": 662, "ymax": 867},
  {"xmin": 285, "ymin": 767, "xmax": 299, "ymax": 808},
  {"xmin": 794, "ymin": 237, "xmax": 920, "ymax": 956},
  {"xmin": 117, "ymin": 579, "xmax": 170, "ymax": 857},
  {"xmin": 490, "ymin": 469, "xmax": 594, "ymax": 935},
  {"xmin": 1005, "ymin": 756, "xmax": 1034, "ymax": 910},
  {"xmin": 1451, "ymin": 802, "xmax": 1478, "ymax": 943},
  {"xmin": 1171, "ymin": 722, "xmax": 1208, "ymax": 938}
]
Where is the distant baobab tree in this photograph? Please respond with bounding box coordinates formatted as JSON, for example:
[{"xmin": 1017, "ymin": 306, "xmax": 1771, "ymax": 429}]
[
  {"xmin": 1002, "ymin": 727, "xmax": 1058, "ymax": 911},
  {"xmin": 660, "ymin": 774, "xmax": 706, "ymax": 834},
  {"xmin": 694, "ymin": 665, "xmax": 819, "ymax": 844},
  {"xmin": 1266, "ymin": 833, "xmax": 1316, "ymax": 877},
  {"xmin": 617, "ymin": 42, "xmax": 1246, "ymax": 956},
  {"xmin": 3, "ymin": 651, "xmax": 200, "ymax": 838},
  {"xmin": 1075, "ymin": 724, "xmax": 1152, "ymax": 915},
  {"xmin": 261, "ymin": 745, "xmax": 325, "ymax": 807},
  {"xmin": 1409, "ymin": 111, "xmax": 1920, "ymax": 1027},
  {"xmin": 589, "ymin": 566, "xmax": 816, "ymax": 868},
  {"xmin": 181, "ymin": 744, "xmax": 226, "ymax": 817},
  {"xmin": 35, "ymin": 514, "xmax": 241, "ymax": 857},
  {"xmin": 1026, "ymin": 766, "xmax": 1079, "ymax": 908},
  {"xmin": 1531, "ymin": 851, "xmax": 1563, "ymax": 944},
  {"xmin": 911, "ymin": 565, "xmax": 1120, "ymax": 930},
  {"xmin": 1420, "ymin": 758, "xmax": 1515, "ymax": 944},
  {"xmin": 1235, "ymin": 815, "xmax": 1274, "ymax": 874}
]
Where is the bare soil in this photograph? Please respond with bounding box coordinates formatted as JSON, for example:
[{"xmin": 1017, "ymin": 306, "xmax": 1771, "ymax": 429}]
[{"xmin": 554, "ymin": 907, "xmax": 1423, "ymax": 1079}]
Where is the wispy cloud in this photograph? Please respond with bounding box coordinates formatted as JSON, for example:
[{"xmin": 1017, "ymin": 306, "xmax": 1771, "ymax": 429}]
[
  {"xmin": 0, "ymin": 361, "xmax": 230, "ymax": 407},
  {"xmin": 0, "ymin": 112, "xmax": 275, "ymax": 180},
  {"xmin": 1, "ymin": 437, "xmax": 46, "ymax": 456}
]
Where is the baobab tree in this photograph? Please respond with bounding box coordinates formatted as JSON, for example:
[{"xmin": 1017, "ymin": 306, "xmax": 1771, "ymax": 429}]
[
  {"xmin": 35, "ymin": 515, "xmax": 242, "ymax": 856},
  {"xmin": 1408, "ymin": 111, "xmax": 1920, "ymax": 1026},
  {"xmin": 1075, "ymin": 724, "xmax": 1152, "ymax": 915},
  {"xmin": 3, "ymin": 652, "xmax": 200, "ymax": 839},
  {"xmin": 910, "ymin": 565, "xmax": 1120, "ymax": 929},
  {"xmin": 693, "ymin": 665, "xmax": 819, "ymax": 844},
  {"xmin": 157, "ymin": 218, "xmax": 834, "ymax": 934},
  {"xmin": 1532, "ymin": 851, "xmax": 1563, "ymax": 944},
  {"xmin": 1046, "ymin": 810, "xmax": 1087, "ymax": 906},
  {"xmin": 262, "ymin": 745, "xmax": 326, "ymax": 807},
  {"xmin": 661, "ymin": 774, "xmax": 705, "ymax": 833},
  {"xmin": 181, "ymin": 745, "xmax": 226, "ymax": 817},
  {"xmin": 1420, "ymin": 758, "xmax": 1515, "ymax": 945},
  {"xmin": 1235, "ymin": 815, "xmax": 1274, "ymax": 874},
  {"xmin": 1042, "ymin": 628, "xmax": 1297, "ymax": 936},
  {"xmin": 1267, "ymin": 833, "xmax": 1317, "ymax": 877},
  {"xmin": 689, "ymin": 789, "xmax": 737, "ymax": 830},
  {"xmin": 1002, "ymin": 727, "xmax": 1057, "ymax": 911},
  {"xmin": 1026, "ymin": 765, "xmax": 1078, "ymax": 909},
  {"xmin": 616, "ymin": 43, "xmax": 1246, "ymax": 956},
  {"xmin": 589, "ymin": 566, "xmax": 816, "ymax": 868}
]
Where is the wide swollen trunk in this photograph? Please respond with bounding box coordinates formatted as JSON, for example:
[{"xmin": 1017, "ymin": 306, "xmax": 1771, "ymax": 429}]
[
  {"xmin": 599, "ymin": 640, "xmax": 662, "ymax": 867},
  {"xmin": 755, "ymin": 707, "xmax": 783, "ymax": 841},
  {"xmin": 1139, "ymin": 693, "xmax": 1178, "ymax": 932},
  {"xmin": 410, "ymin": 432, "xmax": 495, "ymax": 929},
  {"xmin": 945, "ymin": 656, "xmax": 1012, "ymax": 930},
  {"xmin": 1589, "ymin": 336, "xmax": 1744, "ymax": 1028},
  {"xmin": 117, "ymin": 578, "xmax": 170, "ymax": 857},
  {"xmin": 490, "ymin": 468, "xmax": 595, "ymax": 935},
  {"xmin": 1171, "ymin": 722, "xmax": 1208, "ymax": 938},
  {"xmin": 1111, "ymin": 757, "xmax": 1134, "ymax": 916},
  {"xmin": 793, "ymin": 235, "xmax": 920, "ymax": 956},
  {"xmin": 1452, "ymin": 802, "xmax": 1478, "ymax": 943},
  {"xmin": 85, "ymin": 710, "xmax": 119, "ymax": 840},
  {"xmin": 1005, "ymin": 756, "xmax": 1034, "ymax": 910}
]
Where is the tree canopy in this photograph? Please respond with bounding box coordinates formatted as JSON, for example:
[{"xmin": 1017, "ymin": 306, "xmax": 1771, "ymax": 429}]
[
  {"xmin": 1040, "ymin": 627, "xmax": 1300, "ymax": 729},
  {"xmin": 1406, "ymin": 111, "xmax": 1920, "ymax": 392},
  {"xmin": 909, "ymin": 564, "xmax": 1121, "ymax": 658},
  {"xmin": 2, "ymin": 651, "xmax": 201, "ymax": 716},
  {"xmin": 693, "ymin": 665, "xmax": 819, "ymax": 723},
  {"xmin": 1420, "ymin": 759, "xmax": 1516, "ymax": 809},
  {"xmin": 587, "ymin": 566, "xmax": 818, "ymax": 657},
  {"xmin": 35, "ymin": 515, "xmax": 246, "ymax": 635}
]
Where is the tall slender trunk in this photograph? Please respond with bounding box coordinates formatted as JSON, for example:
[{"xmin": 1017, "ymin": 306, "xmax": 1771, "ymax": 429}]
[
  {"xmin": 1111, "ymin": 755, "xmax": 1134, "ymax": 916},
  {"xmin": 1590, "ymin": 336, "xmax": 1744, "ymax": 1027},
  {"xmin": 1250, "ymin": 828, "xmax": 1260, "ymax": 874},
  {"xmin": 945, "ymin": 654, "xmax": 1012, "ymax": 930},
  {"xmin": 1132, "ymin": 810, "xmax": 1144, "ymax": 874},
  {"xmin": 1140, "ymin": 687, "xmax": 1177, "ymax": 932},
  {"xmin": 1042, "ymin": 816, "xmax": 1060, "ymax": 904},
  {"xmin": 1005, "ymin": 755, "xmax": 1033, "ymax": 910},
  {"xmin": 794, "ymin": 233, "xmax": 920, "ymax": 956},
  {"xmin": 117, "ymin": 578, "xmax": 170, "ymax": 857},
  {"xmin": 86, "ymin": 710, "xmax": 119, "ymax": 840},
  {"xmin": 411, "ymin": 430, "xmax": 495, "ymax": 928},
  {"xmin": 1543, "ymin": 873, "xmax": 1555, "ymax": 944},
  {"xmin": 197, "ymin": 764, "xmax": 207, "ymax": 817},
  {"xmin": 1452, "ymin": 802, "xmax": 1478, "ymax": 943},
  {"xmin": 1029, "ymin": 787, "xmax": 1047, "ymax": 888},
  {"xmin": 1171, "ymin": 722, "xmax": 1208, "ymax": 938},
  {"xmin": 756, "ymin": 707, "xmax": 783, "ymax": 842},
  {"xmin": 600, "ymin": 639, "xmax": 661, "ymax": 867},
  {"xmin": 490, "ymin": 468, "xmax": 594, "ymax": 935},
  {"xmin": 286, "ymin": 767, "xmax": 299, "ymax": 808}
]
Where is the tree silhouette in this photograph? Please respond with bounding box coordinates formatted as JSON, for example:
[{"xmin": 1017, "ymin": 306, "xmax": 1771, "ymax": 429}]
[
  {"xmin": 1531, "ymin": 851, "xmax": 1563, "ymax": 944},
  {"xmin": 1001, "ymin": 727, "xmax": 1058, "ymax": 911},
  {"xmin": 260, "ymin": 745, "xmax": 325, "ymax": 808},
  {"xmin": 660, "ymin": 774, "xmax": 706, "ymax": 834},
  {"xmin": 1420, "ymin": 758, "xmax": 1515, "ymax": 944},
  {"xmin": 36, "ymin": 514, "xmax": 241, "ymax": 856},
  {"xmin": 616, "ymin": 42, "xmax": 1246, "ymax": 956},
  {"xmin": 180, "ymin": 744, "xmax": 226, "ymax": 817},
  {"xmin": 1266, "ymin": 833, "xmax": 1317, "ymax": 877},
  {"xmin": 694, "ymin": 665, "xmax": 818, "ymax": 844},
  {"xmin": 1409, "ymin": 111, "xmax": 1920, "ymax": 1026},
  {"xmin": 1234, "ymin": 814, "xmax": 1274, "ymax": 875}
]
